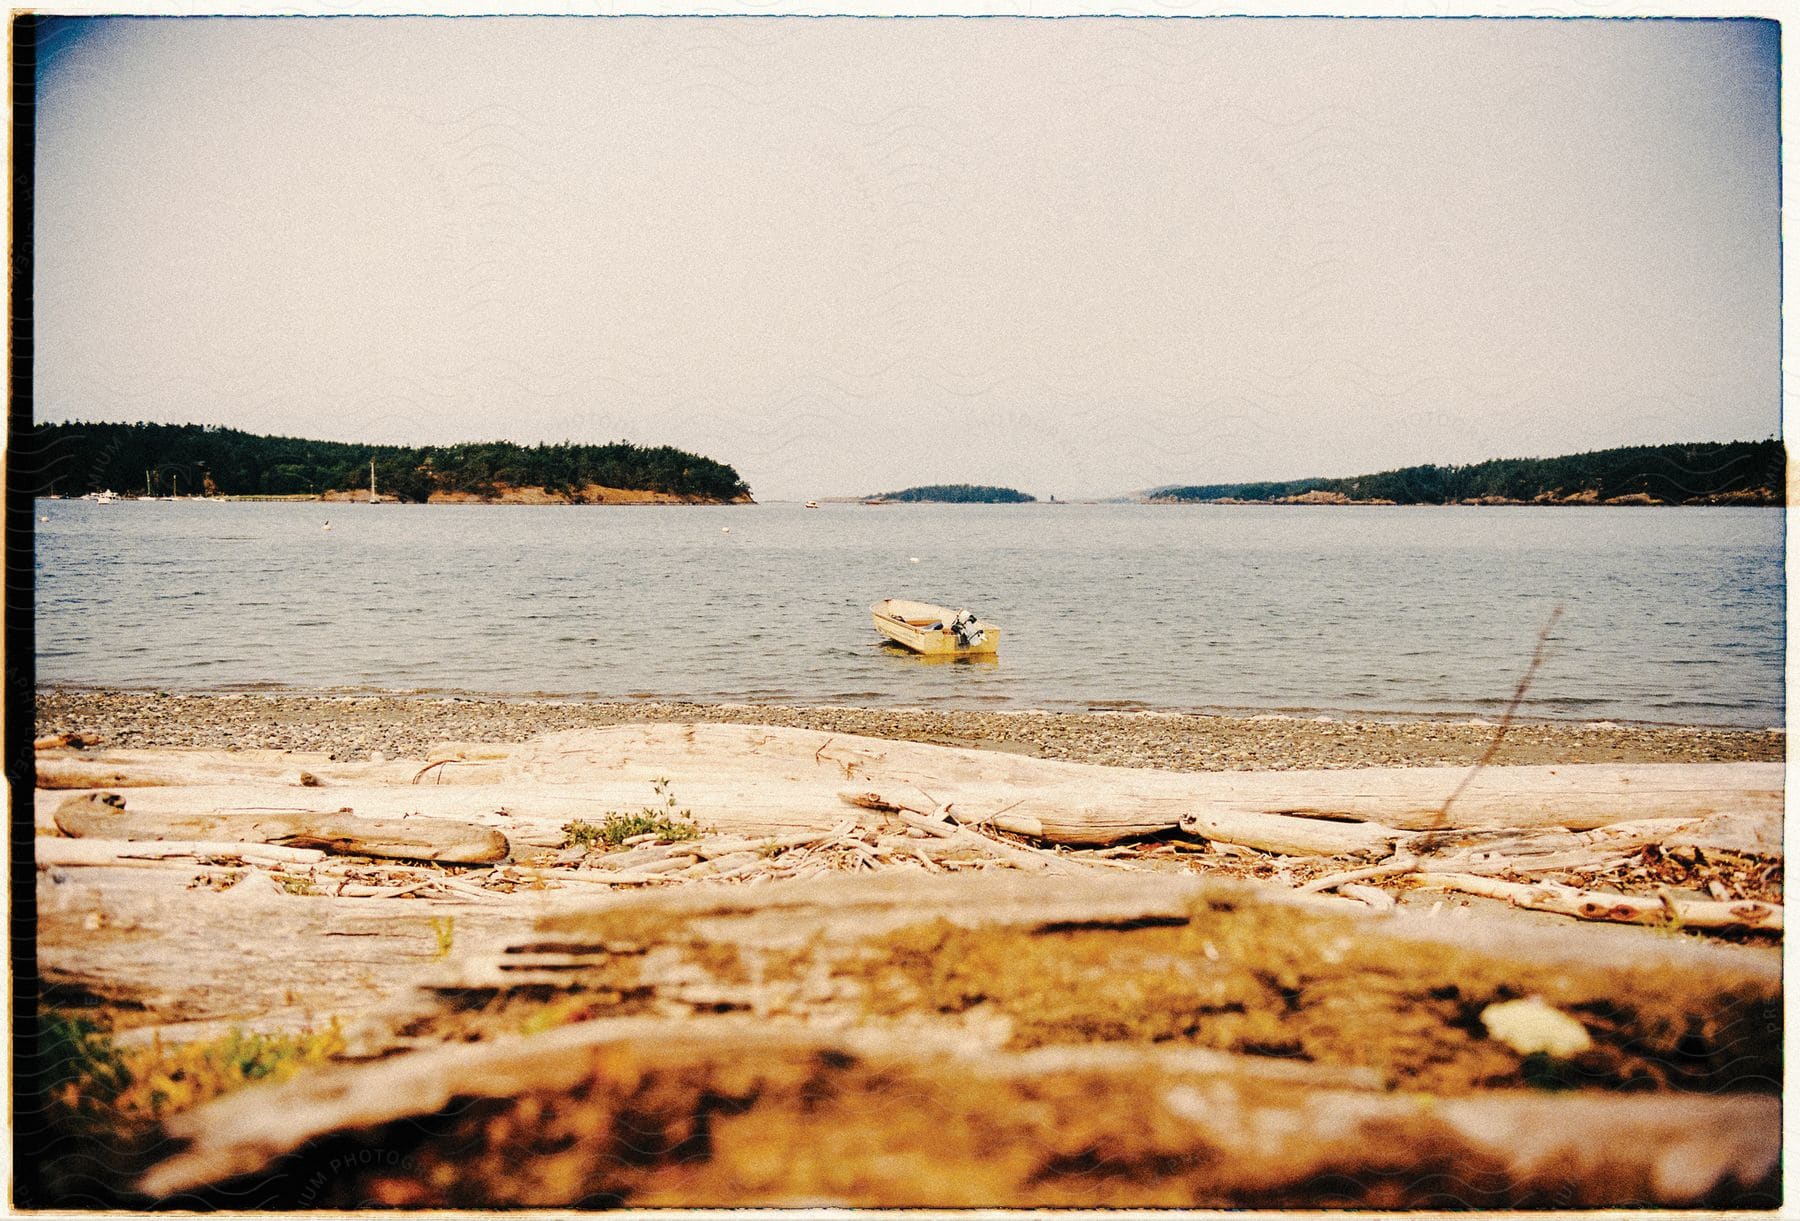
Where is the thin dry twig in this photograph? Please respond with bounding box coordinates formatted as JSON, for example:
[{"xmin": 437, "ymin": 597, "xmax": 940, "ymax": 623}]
[
  {"xmin": 411, "ymin": 760, "xmax": 456, "ymax": 785},
  {"xmin": 1298, "ymin": 858, "xmax": 1421, "ymax": 894},
  {"xmin": 1431, "ymin": 604, "xmax": 1564, "ymax": 828},
  {"xmin": 906, "ymin": 781, "xmax": 944, "ymax": 809}
]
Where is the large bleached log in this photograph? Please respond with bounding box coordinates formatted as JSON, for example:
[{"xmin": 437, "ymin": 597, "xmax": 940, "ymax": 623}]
[
  {"xmin": 35, "ymin": 838, "xmax": 327, "ymax": 867},
  {"xmin": 53, "ymin": 792, "xmax": 510, "ymax": 864},
  {"xmin": 37, "ymin": 862, "xmax": 556, "ymax": 1037},
  {"xmin": 1225, "ymin": 760, "xmax": 1785, "ymax": 831},
  {"xmin": 36, "ymin": 724, "xmax": 1781, "ymax": 854},
  {"xmin": 428, "ymin": 871, "xmax": 1780, "ymax": 1084},
  {"xmin": 133, "ymin": 871, "xmax": 1780, "ymax": 1208},
  {"xmin": 34, "ymin": 749, "xmax": 428, "ymax": 790},
  {"xmin": 502, "ymin": 724, "xmax": 1783, "ymax": 831},
  {"xmin": 139, "ymin": 1016, "xmax": 1779, "ymax": 1209}
]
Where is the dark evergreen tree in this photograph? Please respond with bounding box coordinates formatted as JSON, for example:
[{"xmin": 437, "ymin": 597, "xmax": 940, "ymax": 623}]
[
  {"xmin": 874, "ymin": 484, "xmax": 1035, "ymax": 503},
  {"xmin": 30, "ymin": 422, "xmax": 753, "ymax": 503},
  {"xmin": 1155, "ymin": 441, "xmax": 1783, "ymax": 506}
]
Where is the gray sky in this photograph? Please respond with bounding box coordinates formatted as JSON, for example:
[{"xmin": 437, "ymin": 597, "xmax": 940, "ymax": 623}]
[{"xmin": 35, "ymin": 16, "xmax": 1779, "ymax": 501}]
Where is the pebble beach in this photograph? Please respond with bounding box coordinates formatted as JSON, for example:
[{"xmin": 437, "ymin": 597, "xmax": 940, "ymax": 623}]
[{"xmin": 36, "ymin": 688, "xmax": 1784, "ymax": 771}]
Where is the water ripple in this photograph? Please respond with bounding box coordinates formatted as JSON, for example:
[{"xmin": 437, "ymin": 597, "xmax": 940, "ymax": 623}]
[{"xmin": 32, "ymin": 499, "xmax": 1786, "ymax": 728}]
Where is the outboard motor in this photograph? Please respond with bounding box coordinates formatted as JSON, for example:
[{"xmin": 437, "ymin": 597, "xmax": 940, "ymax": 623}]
[{"xmin": 950, "ymin": 608, "xmax": 986, "ymax": 648}]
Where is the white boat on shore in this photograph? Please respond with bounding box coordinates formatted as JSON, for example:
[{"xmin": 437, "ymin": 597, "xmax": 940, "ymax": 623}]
[{"xmin": 871, "ymin": 598, "xmax": 1000, "ymax": 656}]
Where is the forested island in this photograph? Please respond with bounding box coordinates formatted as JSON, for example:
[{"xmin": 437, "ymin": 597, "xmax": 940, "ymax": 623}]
[
  {"xmin": 1148, "ymin": 440, "xmax": 1783, "ymax": 507},
  {"xmin": 872, "ymin": 484, "xmax": 1035, "ymax": 504},
  {"xmin": 31, "ymin": 422, "xmax": 753, "ymax": 504}
]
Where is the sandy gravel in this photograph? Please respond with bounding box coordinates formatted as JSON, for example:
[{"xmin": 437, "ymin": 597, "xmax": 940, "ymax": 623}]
[{"xmin": 35, "ymin": 689, "xmax": 1783, "ymax": 771}]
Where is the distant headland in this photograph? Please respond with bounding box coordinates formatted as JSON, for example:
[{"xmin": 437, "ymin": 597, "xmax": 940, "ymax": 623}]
[
  {"xmin": 1145, "ymin": 441, "xmax": 1783, "ymax": 507},
  {"xmin": 869, "ymin": 484, "xmax": 1035, "ymax": 504},
  {"xmin": 32, "ymin": 422, "xmax": 753, "ymax": 505}
]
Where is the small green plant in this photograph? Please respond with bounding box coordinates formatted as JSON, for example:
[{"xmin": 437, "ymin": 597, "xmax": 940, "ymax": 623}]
[
  {"xmin": 430, "ymin": 916, "xmax": 456, "ymax": 958},
  {"xmin": 562, "ymin": 818, "xmax": 609, "ymax": 850},
  {"xmin": 758, "ymin": 840, "xmax": 787, "ymax": 860},
  {"xmin": 41, "ymin": 1012, "xmax": 345, "ymax": 1123},
  {"xmin": 277, "ymin": 874, "xmax": 316, "ymax": 896},
  {"xmin": 40, "ymin": 1012, "xmax": 129, "ymax": 1103},
  {"xmin": 562, "ymin": 781, "xmax": 704, "ymax": 849}
]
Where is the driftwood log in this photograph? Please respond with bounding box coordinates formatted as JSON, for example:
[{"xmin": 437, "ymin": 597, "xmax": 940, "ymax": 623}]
[
  {"xmin": 142, "ymin": 1017, "xmax": 1778, "ymax": 1209},
  {"xmin": 53, "ymin": 792, "xmax": 509, "ymax": 864},
  {"xmin": 35, "ymin": 838, "xmax": 328, "ymax": 868},
  {"xmin": 35, "ymin": 723, "xmax": 1783, "ymax": 1208},
  {"xmin": 37, "ymin": 867, "xmax": 547, "ymax": 1040},
  {"xmin": 35, "ymin": 723, "xmax": 1782, "ymax": 852},
  {"xmin": 1419, "ymin": 872, "xmax": 1784, "ymax": 931},
  {"xmin": 132, "ymin": 871, "xmax": 1780, "ymax": 1208}
]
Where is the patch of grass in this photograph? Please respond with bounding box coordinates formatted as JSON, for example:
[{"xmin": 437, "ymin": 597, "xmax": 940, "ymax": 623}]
[
  {"xmin": 277, "ymin": 874, "xmax": 316, "ymax": 895},
  {"xmin": 41, "ymin": 1012, "xmax": 130, "ymax": 1104},
  {"xmin": 42, "ymin": 1012, "xmax": 345, "ymax": 1125},
  {"xmin": 563, "ymin": 779, "xmax": 704, "ymax": 849}
]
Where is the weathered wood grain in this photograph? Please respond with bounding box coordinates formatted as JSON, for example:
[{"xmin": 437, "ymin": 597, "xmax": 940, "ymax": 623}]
[
  {"xmin": 139, "ymin": 1016, "xmax": 1780, "ymax": 1208},
  {"xmin": 39, "ymin": 725, "xmax": 1781, "ymax": 850},
  {"xmin": 54, "ymin": 792, "xmax": 510, "ymax": 863},
  {"xmin": 133, "ymin": 871, "xmax": 1781, "ymax": 1208}
]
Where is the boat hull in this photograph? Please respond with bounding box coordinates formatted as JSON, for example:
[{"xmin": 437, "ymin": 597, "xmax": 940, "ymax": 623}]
[{"xmin": 871, "ymin": 599, "xmax": 1001, "ymax": 656}]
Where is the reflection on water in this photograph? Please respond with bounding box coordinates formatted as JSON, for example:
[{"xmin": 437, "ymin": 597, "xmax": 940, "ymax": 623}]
[
  {"xmin": 875, "ymin": 642, "xmax": 1003, "ymax": 668},
  {"xmin": 34, "ymin": 500, "xmax": 1784, "ymax": 727}
]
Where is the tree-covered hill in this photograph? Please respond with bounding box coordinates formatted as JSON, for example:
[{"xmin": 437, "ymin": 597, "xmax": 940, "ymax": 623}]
[
  {"xmin": 874, "ymin": 484, "xmax": 1036, "ymax": 503},
  {"xmin": 28, "ymin": 422, "xmax": 753, "ymax": 503},
  {"xmin": 1150, "ymin": 441, "xmax": 1783, "ymax": 506}
]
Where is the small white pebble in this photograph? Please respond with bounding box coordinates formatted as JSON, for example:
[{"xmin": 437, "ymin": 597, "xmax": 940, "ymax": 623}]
[
  {"xmin": 1480, "ymin": 996, "xmax": 1592, "ymax": 1057},
  {"xmin": 368, "ymin": 750, "xmax": 385, "ymax": 763},
  {"xmin": 909, "ymin": 556, "xmax": 920, "ymax": 563}
]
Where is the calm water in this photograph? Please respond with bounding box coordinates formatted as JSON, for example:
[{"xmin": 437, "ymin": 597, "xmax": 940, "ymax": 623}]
[{"xmin": 34, "ymin": 499, "xmax": 1785, "ymax": 727}]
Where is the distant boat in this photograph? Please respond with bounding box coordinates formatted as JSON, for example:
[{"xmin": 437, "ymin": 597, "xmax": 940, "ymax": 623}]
[
  {"xmin": 871, "ymin": 598, "xmax": 1000, "ymax": 656},
  {"xmin": 84, "ymin": 490, "xmax": 115, "ymax": 504},
  {"xmin": 804, "ymin": 500, "xmax": 820, "ymax": 509}
]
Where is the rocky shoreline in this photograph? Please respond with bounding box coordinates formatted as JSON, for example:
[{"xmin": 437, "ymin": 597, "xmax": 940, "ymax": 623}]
[{"xmin": 35, "ymin": 689, "xmax": 1783, "ymax": 771}]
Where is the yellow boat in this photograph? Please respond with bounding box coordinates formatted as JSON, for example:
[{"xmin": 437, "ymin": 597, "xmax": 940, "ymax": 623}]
[{"xmin": 871, "ymin": 598, "xmax": 1001, "ymax": 656}]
